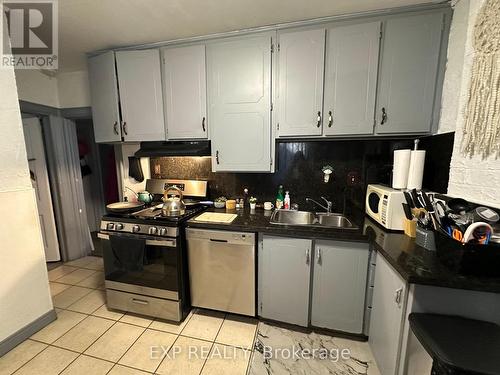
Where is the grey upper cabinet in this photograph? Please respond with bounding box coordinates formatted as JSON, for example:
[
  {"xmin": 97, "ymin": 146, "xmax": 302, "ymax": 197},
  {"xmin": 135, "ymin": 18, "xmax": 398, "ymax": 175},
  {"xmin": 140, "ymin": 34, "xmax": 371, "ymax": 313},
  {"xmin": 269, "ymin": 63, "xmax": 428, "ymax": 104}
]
[
  {"xmin": 207, "ymin": 34, "xmax": 272, "ymax": 172},
  {"xmin": 162, "ymin": 45, "xmax": 207, "ymax": 140},
  {"xmin": 259, "ymin": 236, "xmax": 312, "ymax": 327},
  {"xmin": 369, "ymin": 253, "xmax": 408, "ymax": 375},
  {"xmin": 311, "ymin": 240, "xmax": 369, "ymax": 334},
  {"xmin": 323, "ymin": 22, "xmax": 381, "ymax": 136},
  {"xmin": 277, "ymin": 28, "xmax": 325, "ymax": 137},
  {"xmin": 88, "ymin": 51, "xmax": 121, "ymax": 143},
  {"xmin": 115, "ymin": 50, "xmax": 166, "ymax": 142},
  {"xmin": 375, "ymin": 13, "xmax": 444, "ymax": 134}
]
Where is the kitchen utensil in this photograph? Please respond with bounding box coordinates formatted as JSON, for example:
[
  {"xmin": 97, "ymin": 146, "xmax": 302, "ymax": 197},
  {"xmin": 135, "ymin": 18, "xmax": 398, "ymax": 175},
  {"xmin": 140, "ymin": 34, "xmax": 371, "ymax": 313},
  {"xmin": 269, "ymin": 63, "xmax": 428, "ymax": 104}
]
[
  {"xmin": 161, "ymin": 186, "xmax": 186, "ymax": 216},
  {"xmin": 420, "ymin": 191, "xmax": 438, "ymax": 230},
  {"xmin": 137, "ymin": 191, "xmax": 153, "ymax": 204},
  {"xmin": 474, "ymin": 207, "xmax": 500, "ymax": 223},
  {"xmin": 451, "ymin": 228, "xmax": 463, "ymax": 242},
  {"xmin": 404, "ymin": 191, "xmax": 415, "ymax": 209},
  {"xmin": 415, "ymin": 226, "xmax": 436, "ymax": 251},
  {"xmin": 462, "ymin": 222, "xmax": 493, "ymax": 245},
  {"xmin": 200, "ymin": 201, "xmax": 214, "ymax": 206},
  {"xmin": 447, "ymin": 198, "xmax": 472, "ymax": 214},
  {"xmin": 402, "ymin": 203, "xmax": 413, "ymax": 220},
  {"xmin": 411, "ymin": 189, "xmax": 422, "ymax": 208},
  {"xmin": 106, "ymin": 201, "xmax": 145, "ymax": 213}
]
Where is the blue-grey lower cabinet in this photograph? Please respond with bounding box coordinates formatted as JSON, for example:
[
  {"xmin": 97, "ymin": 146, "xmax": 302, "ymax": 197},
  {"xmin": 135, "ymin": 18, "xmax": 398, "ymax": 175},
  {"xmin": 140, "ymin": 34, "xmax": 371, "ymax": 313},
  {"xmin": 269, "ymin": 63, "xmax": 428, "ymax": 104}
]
[
  {"xmin": 311, "ymin": 240, "xmax": 370, "ymax": 334},
  {"xmin": 258, "ymin": 236, "xmax": 312, "ymax": 327},
  {"xmin": 259, "ymin": 236, "xmax": 370, "ymax": 332}
]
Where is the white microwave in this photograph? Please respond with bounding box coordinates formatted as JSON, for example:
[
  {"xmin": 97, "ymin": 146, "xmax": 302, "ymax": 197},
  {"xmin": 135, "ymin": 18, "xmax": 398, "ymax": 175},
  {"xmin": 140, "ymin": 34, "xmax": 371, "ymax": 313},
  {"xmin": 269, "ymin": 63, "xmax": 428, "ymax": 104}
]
[{"xmin": 365, "ymin": 184, "xmax": 406, "ymax": 231}]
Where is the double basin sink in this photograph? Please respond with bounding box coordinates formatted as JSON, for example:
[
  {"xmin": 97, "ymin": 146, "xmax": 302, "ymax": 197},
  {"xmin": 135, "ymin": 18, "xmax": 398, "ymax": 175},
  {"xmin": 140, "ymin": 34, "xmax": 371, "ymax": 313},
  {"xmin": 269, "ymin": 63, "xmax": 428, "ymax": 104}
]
[{"xmin": 270, "ymin": 210, "xmax": 358, "ymax": 230}]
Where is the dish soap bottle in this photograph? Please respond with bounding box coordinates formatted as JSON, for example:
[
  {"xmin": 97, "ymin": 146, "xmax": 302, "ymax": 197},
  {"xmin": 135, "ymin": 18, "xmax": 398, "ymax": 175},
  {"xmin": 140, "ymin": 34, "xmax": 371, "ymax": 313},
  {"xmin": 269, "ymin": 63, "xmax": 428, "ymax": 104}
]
[
  {"xmin": 276, "ymin": 185, "xmax": 284, "ymax": 209},
  {"xmin": 284, "ymin": 191, "xmax": 290, "ymax": 210}
]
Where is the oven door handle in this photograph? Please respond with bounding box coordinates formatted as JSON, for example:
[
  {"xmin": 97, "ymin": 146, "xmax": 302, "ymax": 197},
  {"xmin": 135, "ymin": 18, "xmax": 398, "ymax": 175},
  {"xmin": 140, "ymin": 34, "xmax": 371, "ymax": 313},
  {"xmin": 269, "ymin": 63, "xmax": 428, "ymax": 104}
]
[{"xmin": 98, "ymin": 232, "xmax": 176, "ymax": 247}]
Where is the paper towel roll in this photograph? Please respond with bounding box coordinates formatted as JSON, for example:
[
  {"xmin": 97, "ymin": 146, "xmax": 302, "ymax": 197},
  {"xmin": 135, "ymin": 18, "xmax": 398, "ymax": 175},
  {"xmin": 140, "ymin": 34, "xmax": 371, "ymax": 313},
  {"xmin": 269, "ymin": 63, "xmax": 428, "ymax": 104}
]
[
  {"xmin": 407, "ymin": 150, "xmax": 426, "ymax": 190},
  {"xmin": 392, "ymin": 149, "xmax": 411, "ymax": 189}
]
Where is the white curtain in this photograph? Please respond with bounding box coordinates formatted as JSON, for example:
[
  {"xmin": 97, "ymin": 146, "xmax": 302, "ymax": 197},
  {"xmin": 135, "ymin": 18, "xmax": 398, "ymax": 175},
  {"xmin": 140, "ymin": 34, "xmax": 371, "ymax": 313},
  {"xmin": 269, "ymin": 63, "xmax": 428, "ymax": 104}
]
[{"xmin": 43, "ymin": 116, "xmax": 93, "ymax": 261}]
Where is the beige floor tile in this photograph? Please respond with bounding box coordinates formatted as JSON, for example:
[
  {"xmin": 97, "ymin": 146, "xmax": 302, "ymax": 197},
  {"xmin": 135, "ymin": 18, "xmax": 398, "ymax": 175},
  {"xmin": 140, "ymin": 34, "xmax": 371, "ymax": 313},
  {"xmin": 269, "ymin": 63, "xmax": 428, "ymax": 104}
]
[
  {"xmin": 119, "ymin": 313, "xmax": 153, "ymax": 328},
  {"xmin": 48, "ymin": 266, "xmax": 77, "ymax": 281},
  {"xmin": 107, "ymin": 364, "xmax": 150, "ymax": 375},
  {"xmin": 215, "ymin": 315, "xmax": 258, "ymax": 350},
  {"xmin": 81, "ymin": 257, "xmax": 104, "ymax": 271},
  {"xmin": 92, "ymin": 304, "xmax": 125, "ymax": 321},
  {"xmin": 156, "ymin": 336, "xmax": 212, "ymax": 375},
  {"xmin": 60, "ymin": 355, "xmax": 114, "ymax": 375},
  {"xmin": 15, "ymin": 346, "xmax": 78, "ymax": 375},
  {"xmin": 31, "ymin": 310, "xmax": 87, "ymax": 344},
  {"xmin": 149, "ymin": 310, "xmax": 193, "ymax": 335},
  {"xmin": 76, "ymin": 271, "xmax": 104, "ymax": 289},
  {"xmin": 52, "ymin": 286, "xmax": 94, "ymax": 309},
  {"xmin": 67, "ymin": 290, "xmax": 105, "ymax": 314},
  {"xmin": 182, "ymin": 309, "xmax": 225, "ymax": 341},
  {"xmin": 119, "ymin": 329, "xmax": 177, "ymax": 373},
  {"xmin": 84, "ymin": 322, "xmax": 145, "ymax": 362},
  {"xmin": 0, "ymin": 340, "xmax": 47, "ymax": 375},
  {"xmin": 64, "ymin": 256, "xmax": 95, "ymax": 268},
  {"xmin": 53, "ymin": 316, "xmax": 115, "ymax": 352},
  {"xmin": 56, "ymin": 269, "xmax": 97, "ymax": 285},
  {"xmin": 201, "ymin": 344, "xmax": 251, "ymax": 375},
  {"xmin": 49, "ymin": 282, "xmax": 71, "ymax": 297}
]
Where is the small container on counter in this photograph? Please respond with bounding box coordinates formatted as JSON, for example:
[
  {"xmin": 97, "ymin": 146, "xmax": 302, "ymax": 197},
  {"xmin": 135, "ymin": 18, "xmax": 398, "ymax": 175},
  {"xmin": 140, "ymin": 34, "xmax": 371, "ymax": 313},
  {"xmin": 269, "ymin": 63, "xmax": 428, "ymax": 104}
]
[{"xmin": 226, "ymin": 200, "xmax": 236, "ymax": 210}]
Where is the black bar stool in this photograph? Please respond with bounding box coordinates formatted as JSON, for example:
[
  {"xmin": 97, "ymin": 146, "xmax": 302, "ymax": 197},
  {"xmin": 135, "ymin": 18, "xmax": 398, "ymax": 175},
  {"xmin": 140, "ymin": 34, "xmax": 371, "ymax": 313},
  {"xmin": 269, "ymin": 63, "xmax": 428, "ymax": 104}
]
[{"xmin": 409, "ymin": 313, "xmax": 500, "ymax": 375}]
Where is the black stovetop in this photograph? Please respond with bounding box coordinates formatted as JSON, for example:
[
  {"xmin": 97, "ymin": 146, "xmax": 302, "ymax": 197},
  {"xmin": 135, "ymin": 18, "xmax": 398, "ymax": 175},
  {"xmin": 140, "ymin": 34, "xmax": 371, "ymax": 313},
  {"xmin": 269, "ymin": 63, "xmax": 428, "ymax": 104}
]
[{"xmin": 103, "ymin": 204, "xmax": 207, "ymax": 226}]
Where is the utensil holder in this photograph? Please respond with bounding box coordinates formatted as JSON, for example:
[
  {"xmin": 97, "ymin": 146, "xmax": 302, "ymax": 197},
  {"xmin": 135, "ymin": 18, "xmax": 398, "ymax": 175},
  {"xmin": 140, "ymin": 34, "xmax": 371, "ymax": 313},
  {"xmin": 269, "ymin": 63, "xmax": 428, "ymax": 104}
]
[
  {"xmin": 415, "ymin": 226, "xmax": 436, "ymax": 251},
  {"xmin": 404, "ymin": 219, "xmax": 417, "ymax": 238}
]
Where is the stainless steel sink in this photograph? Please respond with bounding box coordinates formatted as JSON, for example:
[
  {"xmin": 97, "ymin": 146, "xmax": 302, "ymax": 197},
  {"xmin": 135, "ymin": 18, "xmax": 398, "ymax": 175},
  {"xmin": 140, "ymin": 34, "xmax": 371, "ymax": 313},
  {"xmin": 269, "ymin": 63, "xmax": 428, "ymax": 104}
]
[{"xmin": 269, "ymin": 210, "xmax": 358, "ymax": 230}]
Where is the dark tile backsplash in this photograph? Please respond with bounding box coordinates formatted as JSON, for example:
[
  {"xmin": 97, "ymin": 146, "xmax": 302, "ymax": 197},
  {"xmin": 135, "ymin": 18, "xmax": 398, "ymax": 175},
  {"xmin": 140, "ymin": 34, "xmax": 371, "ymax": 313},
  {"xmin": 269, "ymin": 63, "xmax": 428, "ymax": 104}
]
[{"xmin": 150, "ymin": 133, "xmax": 454, "ymax": 213}]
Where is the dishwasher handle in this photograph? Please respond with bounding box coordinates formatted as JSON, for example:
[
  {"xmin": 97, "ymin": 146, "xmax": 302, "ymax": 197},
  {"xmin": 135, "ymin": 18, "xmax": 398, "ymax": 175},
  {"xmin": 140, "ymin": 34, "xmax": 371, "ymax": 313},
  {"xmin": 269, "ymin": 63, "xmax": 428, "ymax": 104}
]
[{"xmin": 210, "ymin": 238, "xmax": 228, "ymax": 243}]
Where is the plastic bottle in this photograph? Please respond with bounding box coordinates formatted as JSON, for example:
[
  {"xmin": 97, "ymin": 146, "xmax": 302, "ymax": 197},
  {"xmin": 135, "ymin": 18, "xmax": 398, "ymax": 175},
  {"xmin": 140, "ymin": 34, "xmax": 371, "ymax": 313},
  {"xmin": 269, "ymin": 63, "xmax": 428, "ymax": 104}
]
[
  {"xmin": 276, "ymin": 185, "xmax": 284, "ymax": 209},
  {"xmin": 284, "ymin": 191, "xmax": 290, "ymax": 210}
]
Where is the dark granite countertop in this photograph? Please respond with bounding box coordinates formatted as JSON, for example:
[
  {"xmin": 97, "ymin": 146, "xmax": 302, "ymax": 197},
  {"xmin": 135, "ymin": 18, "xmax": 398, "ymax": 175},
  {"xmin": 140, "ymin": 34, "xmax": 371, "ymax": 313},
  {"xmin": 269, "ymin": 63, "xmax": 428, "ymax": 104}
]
[{"xmin": 187, "ymin": 208, "xmax": 500, "ymax": 294}]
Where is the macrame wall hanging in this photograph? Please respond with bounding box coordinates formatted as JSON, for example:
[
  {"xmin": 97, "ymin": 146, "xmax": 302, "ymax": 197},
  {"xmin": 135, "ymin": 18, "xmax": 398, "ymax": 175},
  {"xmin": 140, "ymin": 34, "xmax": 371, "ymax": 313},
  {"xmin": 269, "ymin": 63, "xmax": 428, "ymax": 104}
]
[{"xmin": 462, "ymin": 0, "xmax": 500, "ymax": 159}]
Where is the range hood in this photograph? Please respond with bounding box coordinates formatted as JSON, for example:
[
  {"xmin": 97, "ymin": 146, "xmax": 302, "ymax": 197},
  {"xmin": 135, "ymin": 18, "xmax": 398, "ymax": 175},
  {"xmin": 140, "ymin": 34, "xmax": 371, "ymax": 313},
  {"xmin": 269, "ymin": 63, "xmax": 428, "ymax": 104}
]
[{"xmin": 135, "ymin": 141, "xmax": 211, "ymax": 157}]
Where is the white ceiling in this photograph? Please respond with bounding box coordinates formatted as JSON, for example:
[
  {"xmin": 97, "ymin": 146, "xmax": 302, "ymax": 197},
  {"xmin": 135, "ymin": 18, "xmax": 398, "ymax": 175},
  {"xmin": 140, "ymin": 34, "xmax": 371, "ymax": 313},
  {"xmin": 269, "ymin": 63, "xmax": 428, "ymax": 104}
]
[{"xmin": 57, "ymin": 0, "xmax": 444, "ymax": 73}]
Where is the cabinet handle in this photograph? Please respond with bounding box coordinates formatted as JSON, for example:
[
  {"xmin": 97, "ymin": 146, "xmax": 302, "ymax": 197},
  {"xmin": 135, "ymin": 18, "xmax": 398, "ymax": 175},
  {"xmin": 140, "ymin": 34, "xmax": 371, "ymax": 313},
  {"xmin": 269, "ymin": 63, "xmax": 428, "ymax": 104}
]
[
  {"xmin": 131, "ymin": 298, "xmax": 149, "ymax": 305},
  {"xmin": 202, "ymin": 117, "xmax": 206, "ymax": 132},
  {"xmin": 328, "ymin": 111, "xmax": 333, "ymax": 127},
  {"xmin": 306, "ymin": 248, "xmax": 310, "ymax": 265},
  {"xmin": 122, "ymin": 121, "xmax": 128, "ymax": 135},
  {"xmin": 394, "ymin": 287, "xmax": 403, "ymax": 307},
  {"xmin": 381, "ymin": 107, "xmax": 388, "ymax": 125},
  {"xmin": 316, "ymin": 248, "xmax": 322, "ymax": 265},
  {"xmin": 215, "ymin": 150, "xmax": 220, "ymax": 165},
  {"xmin": 316, "ymin": 111, "xmax": 321, "ymax": 127},
  {"xmin": 113, "ymin": 121, "xmax": 119, "ymax": 135}
]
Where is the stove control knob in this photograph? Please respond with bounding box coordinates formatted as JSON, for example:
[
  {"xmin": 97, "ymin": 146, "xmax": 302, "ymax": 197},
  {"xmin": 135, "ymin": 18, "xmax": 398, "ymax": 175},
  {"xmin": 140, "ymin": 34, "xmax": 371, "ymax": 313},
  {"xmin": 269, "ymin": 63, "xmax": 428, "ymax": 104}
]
[
  {"xmin": 115, "ymin": 223, "xmax": 124, "ymax": 230},
  {"xmin": 132, "ymin": 225, "xmax": 141, "ymax": 233},
  {"xmin": 159, "ymin": 228, "xmax": 166, "ymax": 236},
  {"xmin": 149, "ymin": 227, "xmax": 158, "ymax": 235},
  {"xmin": 106, "ymin": 223, "xmax": 115, "ymax": 230}
]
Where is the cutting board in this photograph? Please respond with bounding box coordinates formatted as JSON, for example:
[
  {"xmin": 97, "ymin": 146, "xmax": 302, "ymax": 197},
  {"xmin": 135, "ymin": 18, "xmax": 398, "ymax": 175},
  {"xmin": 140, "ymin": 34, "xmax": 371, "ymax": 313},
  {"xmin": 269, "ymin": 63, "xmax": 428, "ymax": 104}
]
[{"xmin": 193, "ymin": 212, "xmax": 237, "ymax": 223}]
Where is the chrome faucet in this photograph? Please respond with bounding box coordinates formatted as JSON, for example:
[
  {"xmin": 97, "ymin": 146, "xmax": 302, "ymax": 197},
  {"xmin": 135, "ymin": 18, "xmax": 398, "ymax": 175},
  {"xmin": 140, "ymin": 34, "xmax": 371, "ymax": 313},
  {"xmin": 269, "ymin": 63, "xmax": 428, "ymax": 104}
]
[{"xmin": 306, "ymin": 196, "xmax": 333, "ymax": 213}]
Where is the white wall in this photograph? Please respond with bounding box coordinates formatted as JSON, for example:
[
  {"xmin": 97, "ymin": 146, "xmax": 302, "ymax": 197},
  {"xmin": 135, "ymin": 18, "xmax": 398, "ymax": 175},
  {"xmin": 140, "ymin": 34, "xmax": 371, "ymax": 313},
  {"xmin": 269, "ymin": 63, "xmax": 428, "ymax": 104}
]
[
  {"xmin": 14, "ymin": 69, "xmax": 91, "ymax": 109},
  {"xmin": 0, "ymin": 26, "xmax": 53, "ymax": 342},
  {"xmin": 57, "ymin": 70, "xmax": 91, "ymax": 108},
  {"xmin": 438, "ymin": 0, "xmax": 500, "ymax": 207}
]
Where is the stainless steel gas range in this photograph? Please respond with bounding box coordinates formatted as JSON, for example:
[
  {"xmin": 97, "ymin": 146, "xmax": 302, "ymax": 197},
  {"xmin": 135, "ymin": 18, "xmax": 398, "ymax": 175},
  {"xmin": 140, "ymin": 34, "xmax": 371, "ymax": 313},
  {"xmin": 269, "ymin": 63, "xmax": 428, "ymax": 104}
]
[{"xmin": 98, "ymin": 179, "xmax": 207, "ymax": 322}]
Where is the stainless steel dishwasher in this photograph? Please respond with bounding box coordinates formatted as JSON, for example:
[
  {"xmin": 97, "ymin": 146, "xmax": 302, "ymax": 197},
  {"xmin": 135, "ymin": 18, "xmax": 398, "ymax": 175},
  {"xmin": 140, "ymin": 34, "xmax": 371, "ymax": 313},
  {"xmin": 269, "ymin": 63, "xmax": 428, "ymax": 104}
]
[{"xmin": 186, "ymin": 228, "xmax": 255, "ymax": 316}]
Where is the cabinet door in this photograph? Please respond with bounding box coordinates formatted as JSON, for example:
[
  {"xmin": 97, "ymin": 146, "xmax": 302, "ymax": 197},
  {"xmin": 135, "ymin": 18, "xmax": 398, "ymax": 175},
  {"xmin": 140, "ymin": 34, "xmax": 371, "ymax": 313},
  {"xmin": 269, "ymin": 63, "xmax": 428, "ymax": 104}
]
[
  {"xmin": 163, "ymin": 45, "xmax": 207, "ymax": 139},
  {"xmin": 277, "ymin": 28, "xmax": 325, "ymax": 137},
  {"xmin": 88, "ymin": 51, "xmax": 121, "ymax": 143},
  {"xmin": 207, "ymin": 35, "xmax": 272, "ymax": 172},
  {"xmin": 323, "ymin": 22, "xmax": 380, "ymax": 136},
  {"xmin": 115, "ymin": 50, "xmax": 165, "ymax": 141},
  {"xmin": 311, "ymin": 240, "xmax": 369, "ymax": 333},
  {"xmin": 369, "ymin": 254, "xmax": 407, "ymax": 375},
  {"xmin": 259, "ymin": 236, "xmax": 312, "ymax": 327},
  {"xmin": 376, "ymin": 13, "xmax": 443, "ymax": 134}
]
